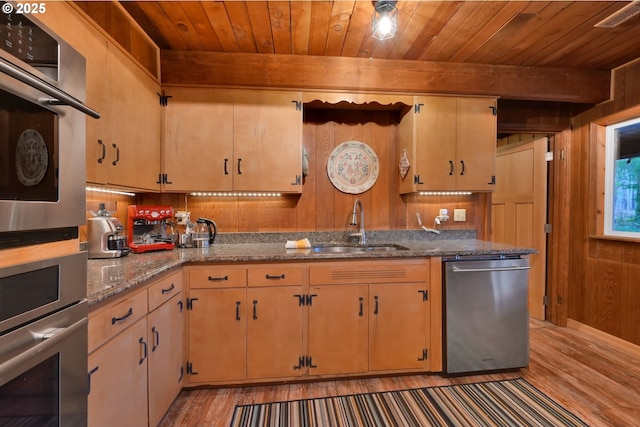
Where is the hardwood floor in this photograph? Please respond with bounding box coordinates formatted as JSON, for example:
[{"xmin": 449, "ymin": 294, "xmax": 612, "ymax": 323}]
[{"xmin": 159, "ymin": 320, "xmax": 640, "ymax": 426}]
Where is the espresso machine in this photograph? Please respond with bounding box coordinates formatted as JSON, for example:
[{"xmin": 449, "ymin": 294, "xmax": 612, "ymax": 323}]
[
  {"xmin": 127, "ymin": 205, "xmax": 176, "ymax": 254},
  {"xmin": 87, "ymin": 203, "xmax": 129, "ymax": 259}
]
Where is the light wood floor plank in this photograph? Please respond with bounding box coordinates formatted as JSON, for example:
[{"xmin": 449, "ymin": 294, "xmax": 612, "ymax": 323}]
[{"xmin": 159, "ymin": 319, "xmax": 640, "ymax": 426}]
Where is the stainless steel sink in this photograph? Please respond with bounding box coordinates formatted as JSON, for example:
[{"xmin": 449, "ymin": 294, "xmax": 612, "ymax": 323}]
[{"xmin": 311, "ymin": 244, "xmax": 409, "ymax": 254}]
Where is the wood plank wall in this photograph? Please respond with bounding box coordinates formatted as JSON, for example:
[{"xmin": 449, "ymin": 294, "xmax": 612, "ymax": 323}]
[
  {"xmin": 89, "ymin": 109, "xmax": 486, "ymax": 238},
  {"xmin": 551, "ymin": 59, "xmax": 640, "ymax": 346}
]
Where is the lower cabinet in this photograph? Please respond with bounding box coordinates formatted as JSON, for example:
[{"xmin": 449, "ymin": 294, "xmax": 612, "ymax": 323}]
[
  {"xmin": 185, "ymin": 258, "xmax": 439, "ymax": 386},
  {"xmin": 187, "ymin": 265, "xmax": 304, "ymax": 384},
  {"xmin": 87, "ymin": 270, "xmax": 183, "ymax": 427}
]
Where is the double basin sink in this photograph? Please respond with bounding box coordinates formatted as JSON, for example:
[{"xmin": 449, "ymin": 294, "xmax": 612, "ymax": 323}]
[{"xmin": 311, "ymin": 243, "xmax": 409, "ymax": 254}]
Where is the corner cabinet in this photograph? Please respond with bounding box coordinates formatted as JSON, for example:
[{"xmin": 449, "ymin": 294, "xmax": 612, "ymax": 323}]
[
  {"xmin": 87, "ymin": 270, "xmax": 183, "ymax": 427},
  {"xmin": 398, "ymin": 96, "xmax": 497, "ymax": 193},
  {"xmin": 162, "ymin": 88, "xmax": 303, "ymax": 193}
]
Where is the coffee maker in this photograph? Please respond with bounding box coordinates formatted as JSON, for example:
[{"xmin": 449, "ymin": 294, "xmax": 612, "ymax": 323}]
[
  {"xmin": 87, "ymin": 203, "xmax": 129, "ymax": 259},
  {"xmin": 127, "ymin": 205, "xmax": 176, "ymax": 254}
]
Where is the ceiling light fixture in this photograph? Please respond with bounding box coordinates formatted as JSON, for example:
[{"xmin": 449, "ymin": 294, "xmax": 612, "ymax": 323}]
[{"xmin": 372, "ymin": 0, "xmax": 398, "ymax": 41}]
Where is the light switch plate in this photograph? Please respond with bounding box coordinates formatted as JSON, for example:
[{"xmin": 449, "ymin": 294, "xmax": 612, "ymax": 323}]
[{"xmin": 454, "ymin": 209, "xmax": 466, "ymax": 222}]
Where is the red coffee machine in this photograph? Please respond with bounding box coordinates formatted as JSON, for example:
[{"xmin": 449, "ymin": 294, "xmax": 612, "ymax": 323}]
[{"xmin": 127, "ymin": 205, "xmax": 176, "ymax": 254}]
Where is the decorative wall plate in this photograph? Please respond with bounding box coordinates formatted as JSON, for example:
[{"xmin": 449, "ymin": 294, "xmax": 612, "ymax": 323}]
[
  {"xmin": 15, "ymin": 129, "xmax": 48, "ymax": 187},
  {"xmin": 327, "ymin": 141, "xmax": 379, "ymax": 194}
]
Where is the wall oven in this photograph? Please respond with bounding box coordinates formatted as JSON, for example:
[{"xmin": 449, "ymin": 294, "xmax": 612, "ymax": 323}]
[
  {"xmin": 0, "ymin": 252, "xmax": 88, "ymax": 426},
  {"xmin": 0, "ymin": 2, "xmax": 99, "ymax": 238}
]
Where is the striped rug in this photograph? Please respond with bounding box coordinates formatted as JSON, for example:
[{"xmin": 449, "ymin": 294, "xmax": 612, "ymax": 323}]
[{"xmin": 230, "ymin": 378, "xmax": 588, "ymax": 427}]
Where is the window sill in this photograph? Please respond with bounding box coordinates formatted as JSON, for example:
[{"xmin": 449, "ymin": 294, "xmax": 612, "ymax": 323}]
[{"xmin": 589, "ymin": 234, "xmax": 640, "ymax": 244}]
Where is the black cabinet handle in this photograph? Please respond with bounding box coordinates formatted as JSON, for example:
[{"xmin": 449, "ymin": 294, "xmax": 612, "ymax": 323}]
[
  {"xmin": 112, "ymin": 143, "xmax": 120, "ymax": 166},
  {"xmin": 236, "ymin": 301, "xmax": 241, "ymax": 321},
  {"xmin": 265, "ymin": 274, "xmax": 285, "ymax": 280},
  {"xmin": 449, "ymin": 160, "xmax": 454, "ymax": 175},
  {"xmin": 97, "ymin": 139, "xmax": 105, "ymax": 163},
  {"xmin": 374, "ymin": 295, "xmax": 379, "ymax": 315},
  {"xmin": 161, "ymin": 283, "xmax": 175, "ymax": 294},
  {"xmin": 487, "ymin": 175, "xmax": 496, "ymax": 185},
  {"xmin": 208, "ymin": 275, "xmax": 228, "ymax": 281},
  {"xmin": 87, "ymin": 366, "xmax": 99, "ymax": 394},
  {"xmin": 414, "ymin": 175, "xmax": 424, "ymax": 185},
  {"xmin": 418, "ymin": 290, "xmax": 428, "ymax": 301},
  {"xmin": 111, "ymin": 307, "xmax": 133, "ymax": 325},
  {"xmin": 177, "ymin": 300, "xmax": 183, "ymax": 313},
  {"xmin": 139, "ymin": 337, "xmax": 147, "ymax": 365},
  {"xmin": 418, "ymin": 349, "xmax": 428, "ymax": 361},
  {"xmin": 460, "ymin": 160, "xmax": 465, "ymax": 175},
  {"xmin": 156, "ymin": 173, "xmax": 163, "ymax": 184},
  {"xmin": 151, "ymin": 326, "xmax": 160, "ymax": 352},
  {"xmin": 237, "ymin": 158, "xmax": 242, "ymax": 174},
  {"xmin": 293, "ymin": 356, "xmax": 305, "ymax": 370},
  {"xmin": 224, "ymin": 158, "xmax": 229, "ymax": 175},
  {"xmin": 252, "ymin": 300, "xmax": 258, "ymax": 320},
  {"xmin": 359, "ymin": 297, "xmax": 364, "ymax": 316}
]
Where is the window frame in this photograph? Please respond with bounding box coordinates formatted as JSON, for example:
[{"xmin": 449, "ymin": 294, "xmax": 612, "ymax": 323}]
[{"xmin": 604, "ymin": 116, "xmax": 640, "ymax": 238}]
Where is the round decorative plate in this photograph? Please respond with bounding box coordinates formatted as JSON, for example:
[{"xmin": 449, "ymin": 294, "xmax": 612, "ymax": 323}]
[
  {"xmin": 15, "ymin": 129, "xmax": 48, "ymax": 187},
  {"xmin": 327, "ymin": 141, "xmax": 379, "ymax": 194}
]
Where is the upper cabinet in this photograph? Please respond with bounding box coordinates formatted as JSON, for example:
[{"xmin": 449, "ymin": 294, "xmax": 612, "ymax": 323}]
[
  {"xmin": 398, "ymin": 96, "xmax": 497, "ymax": 193},
  {"xmin": 37, "ymin": 3, "xmax": 162, "ymax": 192},
  {"xmin": 162, "ymin": 88, "xmax": 303, "ymax": 193}
]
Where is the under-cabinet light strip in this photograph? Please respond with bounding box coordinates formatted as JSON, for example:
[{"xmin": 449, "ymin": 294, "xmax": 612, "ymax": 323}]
[
  {"xmin": 86, "ymin": 186, "xmax": 136, "ymax": 197},
  {"xmin": 419, "ymin": 191, "xmax": 472, "ymax": 196},
  {"xmin": 190, "ymin": 192, "xmax": 282, "ymax": 197}
]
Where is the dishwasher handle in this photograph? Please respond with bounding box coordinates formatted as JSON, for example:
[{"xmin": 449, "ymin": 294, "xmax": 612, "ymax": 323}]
[{"xmin": 451, "ymin": 265, "xmax": 530, "ymax": 273}]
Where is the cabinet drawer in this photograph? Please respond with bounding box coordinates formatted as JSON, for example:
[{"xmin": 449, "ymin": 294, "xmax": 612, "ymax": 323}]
[
  {"xmin": 248, "ymin": 266, "xmax": 304, "ymax": 287},
  {"xmin": 88, "ymin": 289, "xmax": 148, "ymax": 353},
  {"xmin": 189, "ymin": 267, "xmax": 247, "ymax": 288},
  {"xmin": 309, "ymin": 259, "xmax": 429, "ymax": 285},
  {"xmin": 148, "ymin": 270, "xmax": 183, "ymax": 312}
]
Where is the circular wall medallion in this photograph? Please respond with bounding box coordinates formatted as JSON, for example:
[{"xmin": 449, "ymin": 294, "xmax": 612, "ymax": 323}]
[
  {"xmin": 15, "ymin": 129, "xmax": 48, "ymax": 187},
  {"xmin": 327, "ymin": 141, "xmax": 379, "ymax": 194}
]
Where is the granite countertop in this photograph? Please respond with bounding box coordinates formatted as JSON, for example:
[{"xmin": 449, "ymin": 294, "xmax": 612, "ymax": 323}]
[{"xmin": 86, "ymin": 230, "xmax": 535, "ymax": 306}]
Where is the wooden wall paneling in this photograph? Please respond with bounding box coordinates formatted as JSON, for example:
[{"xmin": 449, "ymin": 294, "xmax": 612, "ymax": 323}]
[
  {"xmin": 312, "ymin": 120, "xmax": 337, "ymax": 230},
  {"xmin": 621, "ymin": 261, "xmax": 640, "ymax": 344},
  {"xmin": 596, "ymin": 258, "xmax": 624, "ymax": 338}
]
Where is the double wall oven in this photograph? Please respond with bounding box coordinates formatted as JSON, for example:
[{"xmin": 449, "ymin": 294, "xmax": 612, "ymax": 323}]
[{"xmin": 0, "ymin": 3, "xmax": 99, "ymax": 426}]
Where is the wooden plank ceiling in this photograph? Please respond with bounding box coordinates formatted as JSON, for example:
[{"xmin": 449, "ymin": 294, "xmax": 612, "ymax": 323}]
[{"xmin": 121, "ymin": 1, "xmax": 640, "ymax": 70}]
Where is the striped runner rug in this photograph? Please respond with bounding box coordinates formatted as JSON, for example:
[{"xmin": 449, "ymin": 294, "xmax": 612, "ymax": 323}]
[{"xmin": 230, "ymin": 378, "xmax": 588, "ymax": 427}]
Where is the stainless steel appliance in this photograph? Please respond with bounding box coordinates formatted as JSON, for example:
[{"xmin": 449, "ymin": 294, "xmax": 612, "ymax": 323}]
[
  {"xmin": 443, "ymin": 255, "xmax": 530, "ymax": 374},
  {"xmin": 127, "ymin": 205, "xmax": 176, "ymax": 253},
  {"xmin": 0, "ymin": 252, "xmax": 88, "ymax": 426},
  {"xmin": 0, "ymin": 3, "xmax": 99, "ymax": 237},
  {"xmin": 87, "ymin": 211, "xmax": 129, "ymax": 259}
]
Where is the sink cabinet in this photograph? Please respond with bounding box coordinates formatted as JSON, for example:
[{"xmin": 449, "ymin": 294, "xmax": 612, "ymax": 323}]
[
  {"xmin": 185, "ymin": 258, "xmax": 441, "ymax": 386},
  {"xmin": 162, "ymin": 88, "xmax": 303, "ymax": 193},
  {"xmin": 309, "ymin": 259, "xmax": 433, "ymax": 375},
  {"xmin": 398, "ymin": 96, "xmax": 497, "ymax": 193}
]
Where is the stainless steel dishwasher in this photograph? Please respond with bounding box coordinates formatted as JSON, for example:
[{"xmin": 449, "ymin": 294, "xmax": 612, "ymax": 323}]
[{"xmin": 443, "ymin": 255, "xmax": 530, "ymax": 374}]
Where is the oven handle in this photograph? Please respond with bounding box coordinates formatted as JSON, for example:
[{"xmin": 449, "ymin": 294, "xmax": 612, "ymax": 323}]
[
  {"xmin": 0, "ymin": 58, "xmax": 101, "ymax": 119},
  {"xmin": 0, "ymin": 317, "xmax": 87, "ymax": 381}
]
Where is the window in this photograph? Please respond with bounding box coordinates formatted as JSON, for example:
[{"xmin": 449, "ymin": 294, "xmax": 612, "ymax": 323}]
[{"xmin": 604, "ymin": 117, "xmax": 640, "ymax": 237}]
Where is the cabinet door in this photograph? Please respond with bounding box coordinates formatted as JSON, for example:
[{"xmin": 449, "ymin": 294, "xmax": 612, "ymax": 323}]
[
  {"xmin": 163, "ymin": 88, "xmax": 234, "ymax": 192},
  {"xmin": 308, "ymin": 285, "xmax": 368, "ymax": 376},
  {"xmin": 369, "ymin": 283, "xmax": 430, "ymax": 371},
  {"xmin": 456, "ymin": 97, "xmax": 497, "ymax": 191},
  {"xmin": 88, "ymin": 318, "xmax": 148, "ymax": 427},
  {"xmin": 188, "ymin": 288, "xmax": 246, "ymax": 383},
  {"xmin": 233, "ymin": 91, "xmax": 302, "ymax": 192},
  {"xmin": 148, "ymin": 294, "xmax": 184, "ymax": 427},
  {"xmin": 415, "ymin": 96, "xmax": 457, "ymax": 191},
  {"xmin": 106, "ymin": 45, "xmax": 161, "ymax": 191},
  {"xmin": 247, "ymin": 286, "xmax": 304, "ymax": 379}
]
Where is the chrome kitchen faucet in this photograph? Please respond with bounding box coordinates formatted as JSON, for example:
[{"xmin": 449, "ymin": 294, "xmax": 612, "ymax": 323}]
[{"xmin": 349, "ymin": 199, "xmax": 366, "ymax": 245}]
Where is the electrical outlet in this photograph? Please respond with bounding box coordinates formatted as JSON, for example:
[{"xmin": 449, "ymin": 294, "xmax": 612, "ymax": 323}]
[
  {"xmin": 454, "ymin": 209, "xmax": 466, "ymax": 222},
  {"xmin": 439, "ymin": 208, "xmax": 448, "ymax": 216}
]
